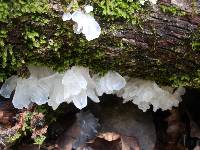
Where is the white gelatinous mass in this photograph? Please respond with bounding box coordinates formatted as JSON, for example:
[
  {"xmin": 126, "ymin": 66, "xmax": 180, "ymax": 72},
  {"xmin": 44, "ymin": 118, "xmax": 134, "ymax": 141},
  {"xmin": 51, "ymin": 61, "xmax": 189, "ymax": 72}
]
[
  {"xmin": 62, "ymin": 66, "xmax": 99, "ymax": 109},
  {"xmin": 72, "ymin": 90, "xmax": 88, "ymax": 110},
  {"xmin": 84, "ymin": 5, "xmax": 93, "ymax": 13},
  {"xmin": 71, "ymin": 11, "xmax": 101, "ymax": 41},
  {"xmin": 75, "ymin": 66, "xmax": 99, "ymax": 103},
  {"xmin": 12, "ymin": 77, "xmax": 37, "ymax": 109},
  {"xmin": 149, "ymin": 0, "xmax": 157, "ymax": 4},
  {"xmin": 62, "ymin": 66, "xmax": 88, "ymax": 99},
  {"xmin": 94, "ymin": 71, "xmax": 126, "ymax": 96},
  {"xmin": 48, "ymin": 74, "xmax": 64, "ymax": 110},
  {"xmin": 139, "ymin": 0, "xmax": 146, "ymax": 5},
  {"xmin": 118, "ymin": 78, "xmax": 185, "ymax": 112},
  {"xmin": 0, "ymin": 75, "xmax": 18, "ymax": 98},
  {"xmin": 47, "ymin": 73, "xmax": 72, "ymax": 110},
  {"xmin": 62, "ymin": 12, "xmax": 72, "ymax": 21},
  {"xmin": 1, "ymin": 66, "xmax": 56, "ymax": 109},
  {"xmin": 139, "ymin": 0, "xmax": 157, "ymax": 5},
  {"xmin": 62, "ymin": 5, "xmax": 101, "ymax": 41},
  {"xmin": 0, "ymin": 65, "xmax": 185, "ymax": 112}
]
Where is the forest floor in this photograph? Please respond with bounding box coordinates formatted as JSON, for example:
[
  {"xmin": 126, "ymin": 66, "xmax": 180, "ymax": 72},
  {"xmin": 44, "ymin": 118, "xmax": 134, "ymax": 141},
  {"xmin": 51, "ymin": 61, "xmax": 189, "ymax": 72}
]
[{"xmin": 0, "ymin": 89, "xmax": 200, "ymax": 150}]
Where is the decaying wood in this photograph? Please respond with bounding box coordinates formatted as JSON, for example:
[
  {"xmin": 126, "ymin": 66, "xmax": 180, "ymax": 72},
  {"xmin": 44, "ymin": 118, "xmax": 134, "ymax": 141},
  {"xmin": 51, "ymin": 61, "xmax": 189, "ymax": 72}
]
[
  {"xmin": 99, "ymin": 1, "xmax": 200, "ymax": 85},
  {"xmin": 4, "ymin": 0, "xmax": 199, "ymax": 87}
]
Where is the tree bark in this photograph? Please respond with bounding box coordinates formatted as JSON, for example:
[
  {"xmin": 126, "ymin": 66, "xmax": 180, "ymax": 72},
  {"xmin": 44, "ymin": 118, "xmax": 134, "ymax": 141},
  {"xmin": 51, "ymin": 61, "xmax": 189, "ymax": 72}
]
[
  {"xmin": 1, "ymin": 0, "xmax": 200, "ymax": 87},
  {"xmin": 93, "ymin": 1, "xmax": 200, "ymax": 87}
]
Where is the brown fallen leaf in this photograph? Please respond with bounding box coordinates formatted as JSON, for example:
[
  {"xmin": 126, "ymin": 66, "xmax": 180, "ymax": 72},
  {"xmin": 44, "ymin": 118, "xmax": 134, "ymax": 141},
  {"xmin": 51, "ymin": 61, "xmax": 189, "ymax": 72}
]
[
  {"xmin": 194, "ymin": 146, "xmax": 200, "ymax": 150},
  {"xmin": 121, "ymin": 135, "xmax": 140, "ymax": 150},
  {"xmin": 98, "ymin": 132, "xmax": 120, "ymax": 141},
  {"xmin": 55, "ymin": 111, "xmax": 99, "ymax": 150},
  {"xmin": 16, "ymin": 144, "xmax": 40, "ymax": 150},
  {"xmin": 0, "ymin": 101, "xmax": 17, "ymax": 127},
  {"xmin": 56, "ymin": 119, "xmax": 80, "ymax": 150},
  {"xmin": 190, "ymin": 120, "xmax": 200, "ymax": 138},
  {"xmin": 79, "ymin": 132, "xmax": 140, "ymax": 150},
  {"xmin": 86, "ymin": 137, "xmax": 121, "ymax": 150},
  {"xmin": 165, "ymin": 109, "xmax": 186, "ymax": 144},
  {"xmin": 88, "ymin": 95, "xmax": 156, "ymax": 150},
  {"xmin": 154, "ymin": 108, "xmax": 186, "ymax": 150}
]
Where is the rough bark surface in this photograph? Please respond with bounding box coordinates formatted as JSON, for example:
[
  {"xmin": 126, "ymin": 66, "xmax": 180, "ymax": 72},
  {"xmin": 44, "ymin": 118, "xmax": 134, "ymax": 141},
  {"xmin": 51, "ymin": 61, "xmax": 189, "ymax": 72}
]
[
  {"xmin": 96, "ymin": 1, "xmax": 200, "ymax": 87},
  {"xmin": 0, "ymin": 0, "xmax": 200, "ymax": 87}
]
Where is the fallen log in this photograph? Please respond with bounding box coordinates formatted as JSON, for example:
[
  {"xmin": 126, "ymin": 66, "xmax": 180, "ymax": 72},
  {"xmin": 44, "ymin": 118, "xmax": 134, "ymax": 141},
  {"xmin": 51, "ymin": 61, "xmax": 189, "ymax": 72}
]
[{"xmin": 0, "ymin": 0, "xmax": 199, "ymax": 88}]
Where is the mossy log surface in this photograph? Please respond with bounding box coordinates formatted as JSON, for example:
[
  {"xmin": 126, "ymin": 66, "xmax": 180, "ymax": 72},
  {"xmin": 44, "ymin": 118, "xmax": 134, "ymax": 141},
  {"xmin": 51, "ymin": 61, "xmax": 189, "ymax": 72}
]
[{"xmin": 0, "ymin": 0, "xmax": 200, "ymax": 87}]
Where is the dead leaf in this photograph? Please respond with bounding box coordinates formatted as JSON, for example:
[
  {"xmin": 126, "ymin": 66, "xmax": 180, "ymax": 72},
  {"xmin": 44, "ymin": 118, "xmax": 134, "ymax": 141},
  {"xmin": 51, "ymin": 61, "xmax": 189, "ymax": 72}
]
[
  {"xmin": 17, "ymin": 144, "xmax": 40, "ymax": 150},
  {"xmin": 79, "ymin": 132, "xmax": 140, "ymax": 150},
  {"xmin": 194, "ymin": 146, "xmax": 200, "ymax": 150},
  {"xmin": 0, "ymin": 101, "xmax": 17, "ymax": 127},
  {"xmin": 121, "ymin": 135, "xmax": 140, "ymax": 150},
  {"xmin": 98, "ymin": 132, "xmax": 120, "ymax": 141}
]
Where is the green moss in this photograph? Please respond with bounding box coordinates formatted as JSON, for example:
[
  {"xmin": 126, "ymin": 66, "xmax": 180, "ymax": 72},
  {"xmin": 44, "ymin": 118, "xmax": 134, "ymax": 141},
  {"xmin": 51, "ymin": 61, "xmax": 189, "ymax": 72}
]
[
  {"xmin": 0, "ymin": 0, "xmax": 145, "ymax": 80},
  {"xmin": 0, "ymin": 0, "xmax": 49, "ymax": 22},
  {"xmin": 93, "ymin": 0, "xmax": 145, "ymax": 24},
  {"xmin": 8, "ymin": 132, "xmax": 22, "ymax": 143},
  {"xmin": 160, "ymin": 4, "xmax": 187, "ymax": 16},
  {"xmin": 0, "ymin": 0, "xmax": 50, "ymax": 81},
  {"xmin": 0, "ymin": 2, "xmax": 9, "ymax": 22},
  {"xmin": 191, "ymin": 29, "xmax": 200, "ymax": 51},
  {"xmin": 31, "ymin": 16, "xmax": 50, "ymax": 26},
  {"xmin": 23, "ymin": 28, "xmax": 47, "ymax": 48},
  {"xmin": 8, "ymin": 112, "xmax": 33, "ymax": 143},
  {"xmin": 169, "ymin": 70, "xmax": 200, "ymax": 87},
  {"xmin": 34, "ymin": 135, "xmax": 46, "ymax": 145},
  {"xmin": 0, "ymin": 29, "xmax": 14, "ymax": 81},
  {"xmin": 192, "ymin": 41, "xmax": 200, "ymax": 51},
  {"xmin": 9, "ymin": 0, "xmax": 49, "ymax": 19}
]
